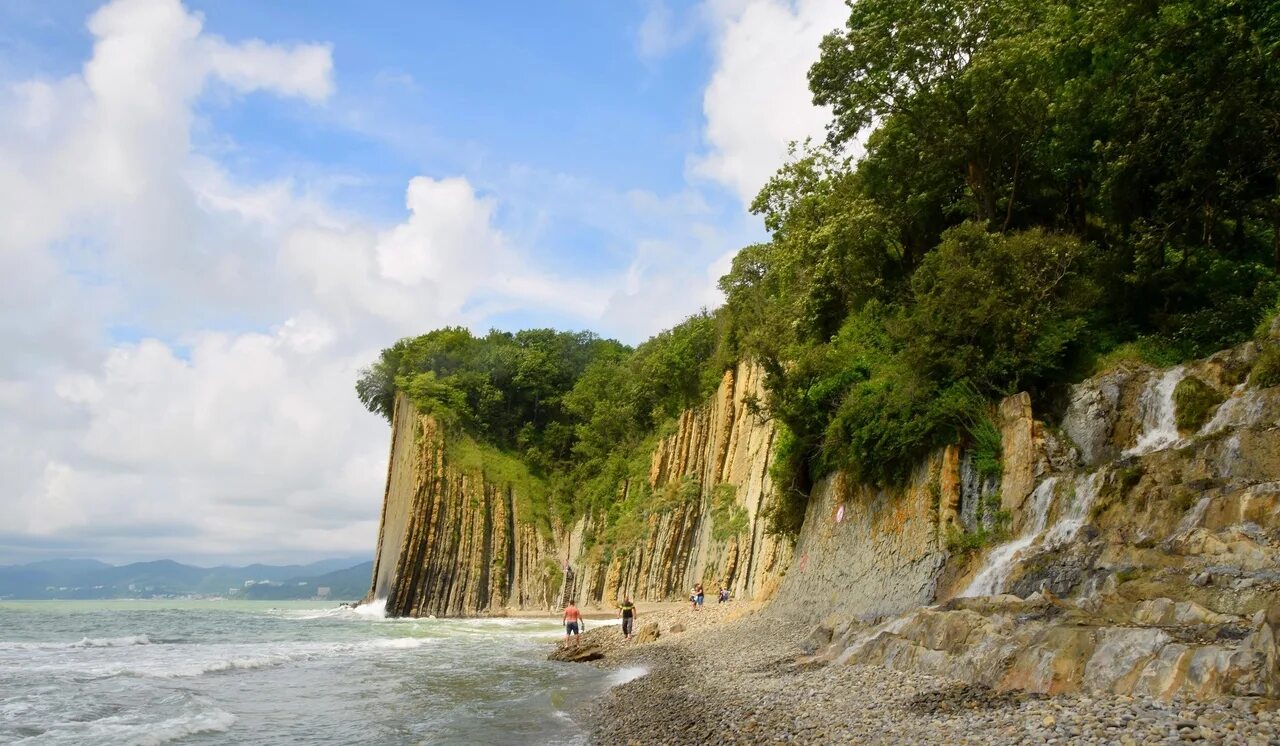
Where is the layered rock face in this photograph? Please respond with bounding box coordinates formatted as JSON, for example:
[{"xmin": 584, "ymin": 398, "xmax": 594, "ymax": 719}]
[
  {"xmin": 566, "ymin": 363, "xmax": 792, "ymax": 607},
  {"xmin": 806, "ymin": 340, "xmax": 1280, "ymax": 699},
  {"xmin": 369, "ymin": 396, "xmax": 560, "ymax": 617},
  {"xmin": 370, "ymin": 333, "xmax": 1280, "ymax": 699},
  {"xmin": 368, "ymin": 362, "xmax": 791, "ymax": 616},
  {"xmin": 768, "ymin": 462, "xmax": 948, "ymax": 620}
]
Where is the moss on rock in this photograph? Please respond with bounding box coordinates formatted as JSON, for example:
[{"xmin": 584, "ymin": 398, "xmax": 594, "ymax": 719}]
[
  {"xmin": 1172, "ymin": 376, "xmax": 1222, "ymax": 432},
  {"xmin": 1250, "ymin": 344, "xmax": 1280, "ymax": 389}
]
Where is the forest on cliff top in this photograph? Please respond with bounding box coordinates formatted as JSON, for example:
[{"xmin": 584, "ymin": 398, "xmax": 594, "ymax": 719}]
[{"xmin": 357, "ymin": 0, "xmax": 1280, "ymax": 540}]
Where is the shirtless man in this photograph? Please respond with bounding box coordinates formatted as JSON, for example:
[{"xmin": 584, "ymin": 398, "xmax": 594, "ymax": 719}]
[{"xmin": 562, "ymin": 599, "xmax": 583, "ymax": 647}]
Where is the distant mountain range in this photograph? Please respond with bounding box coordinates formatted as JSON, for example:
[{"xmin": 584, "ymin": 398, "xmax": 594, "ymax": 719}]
[{"xmin": 0, "ymin": 556, "xmax": 372, "ymax": 601}]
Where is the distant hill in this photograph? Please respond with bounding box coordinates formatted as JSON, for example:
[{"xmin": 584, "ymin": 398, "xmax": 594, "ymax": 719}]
[
  {"xmin": 0, "ymin": 556, "xmax": 371, "ymax": 600},
  {"xmin": 241, "ymin": 561, "xmax": 372, "ymax": 601}
]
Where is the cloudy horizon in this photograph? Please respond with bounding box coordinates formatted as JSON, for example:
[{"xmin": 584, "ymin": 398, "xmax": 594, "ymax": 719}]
[{"xmin": 0, "ymin": 0, "xmax": 850, "ymax": 566}]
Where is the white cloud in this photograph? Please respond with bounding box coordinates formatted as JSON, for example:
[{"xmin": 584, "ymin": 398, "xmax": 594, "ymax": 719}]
[
  {"xmin": 691, "ymin": 0, "xmax": 849, "ymax": 203},
  {"xmin": 637, "ymin": 0, "xmax": 702, "ymax": 60},
  {"xmin": 205, "ymin": 38, "xmax": 334, "ymax": 101},
  {"xmin": 0, "ymin": 0, "xmax": 846, "ymax": 565}
]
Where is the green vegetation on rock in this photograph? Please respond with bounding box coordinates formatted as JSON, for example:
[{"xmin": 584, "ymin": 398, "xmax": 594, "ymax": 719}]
[
  {"xmin": 710, "ymin": 484, "xmax": 749, "ymax": 542},
  {"xmin": 359, "ymin": 0, "xmax": 1280, "ymax": 541},
  {"xmin": 1251, "ymin": 345, "xmax": 1280, "ymax": 389},
  {"xmin": 1172, "ymin": 377, "xmax": 1224, "ymax": 432}
]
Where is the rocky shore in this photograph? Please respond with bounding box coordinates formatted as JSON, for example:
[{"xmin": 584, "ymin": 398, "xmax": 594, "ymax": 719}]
[{"xmin": 554, "ymin": 605, "xmax": 1280, "ymax": 745}]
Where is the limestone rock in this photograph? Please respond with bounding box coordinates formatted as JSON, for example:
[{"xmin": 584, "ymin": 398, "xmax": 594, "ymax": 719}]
[
  {"xmin": 636, "ymin": 622, "xmax": 660, "ymax": 644},
  {"xmin": 369, "ymin": 361, "xmax": 793, "ymax": 617},
  {"xmin": 999, "ymin": 393, "xmax": 1038, "ymax": 512},
  {"xmin": 549, "ymin": 644, "xmax": 605, "ymax": 663}
]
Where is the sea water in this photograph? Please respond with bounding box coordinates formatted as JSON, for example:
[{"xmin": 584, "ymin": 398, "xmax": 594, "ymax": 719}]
[{"xmin": 0, "ymin": 600, "xmax": 620, "ymax": 745}]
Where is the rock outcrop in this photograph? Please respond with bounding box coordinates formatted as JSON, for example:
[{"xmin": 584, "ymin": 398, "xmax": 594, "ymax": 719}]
[
  {"xmin": 803, "ymin": 339, "xmax": 1280, "ymax": 700},
  {"xmin": 368, "ymin": 362, "xmax": 791, "ymax": 616},
  {"xmin": 368, "ymin": 328, "xmax": 1280, "ymax": 700},
  {"xmin": 369, "ymin": 398, "xmax": 560, "ymax": 617}
]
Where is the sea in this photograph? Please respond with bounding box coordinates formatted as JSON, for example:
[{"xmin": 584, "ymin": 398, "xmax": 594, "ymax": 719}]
[{"xmin": 0, "ymin": 599, "xmax": 638, "ymax": 745}]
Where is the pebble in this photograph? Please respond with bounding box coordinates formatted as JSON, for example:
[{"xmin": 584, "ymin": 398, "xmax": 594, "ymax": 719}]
[{"xmin": 571, "ymin": 609, "xmax": 1279, "ymax": 745}]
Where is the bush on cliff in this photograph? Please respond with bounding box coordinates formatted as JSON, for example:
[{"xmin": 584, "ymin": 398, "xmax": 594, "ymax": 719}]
[{"xmin": 1251, "ymin": 345, "xmax": 1280, "ymax": 390}]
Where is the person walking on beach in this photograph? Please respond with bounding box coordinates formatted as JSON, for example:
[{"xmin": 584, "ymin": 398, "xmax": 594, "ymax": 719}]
[
  {"xmin": 563, "ymin": 599, "xmax": 583, "ymax": 647},
  {"xmin": 694, "ymin": 583, "xmax": 705, "ymax": 609},
  {"xmin": 718, "ymin": 587, "xmax": 729, "ymax": 604},
  {"xmin": 618, "ymin": 598, "xmax": 636, "ymax": 641}
]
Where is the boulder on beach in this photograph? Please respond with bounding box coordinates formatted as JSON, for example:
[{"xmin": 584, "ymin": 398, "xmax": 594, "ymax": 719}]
[
  {"xmin": 636, "ymin": 622, "xmax": 660, "ymax": 643},
  {"xmin": 549, "ymin": 644, "xmax": 605, "ymax": 663}
]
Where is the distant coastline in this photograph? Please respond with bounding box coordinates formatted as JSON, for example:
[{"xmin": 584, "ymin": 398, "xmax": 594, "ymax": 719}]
[{"xmin": 0, "ymin": 557, "xmax": 371, "ymax": 601}]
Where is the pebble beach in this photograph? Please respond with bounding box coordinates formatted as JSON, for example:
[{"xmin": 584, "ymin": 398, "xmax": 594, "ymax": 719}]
[{"xmin": 557, "ymin": 604, "xmax": 1280, "ymax": 745}]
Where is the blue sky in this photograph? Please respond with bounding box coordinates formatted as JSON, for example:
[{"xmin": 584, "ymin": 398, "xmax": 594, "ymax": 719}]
[
  {"xmin": 0, "ymin": 0, "xmax": 848, "ymax": 564},
  {"xmin": 2, "ymin": 0, "xmax": 740, "ymax": 335}
]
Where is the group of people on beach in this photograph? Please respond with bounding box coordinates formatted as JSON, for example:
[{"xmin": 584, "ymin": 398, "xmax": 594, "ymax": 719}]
[
  {"xmin": 561, "ymin": 583, "xmax": 733, "ymax": 646},
  {"xmin": 689, "ymin": 583, "xmax": 730, "ymax": 609},
  {"xmin": 559, "ymin": 596, "xmax": 639, "ymax": 646}
]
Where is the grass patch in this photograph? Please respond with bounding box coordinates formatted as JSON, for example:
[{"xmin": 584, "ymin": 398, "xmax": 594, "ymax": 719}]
[
  {"xmin": 445, "ymin": 435, "xmax": 552, "ymax": 535},
  {"xmin": 1113, "ymin": 567, "xmax": 1140, "ymax": 584},
  {"xmin": 710, "ymin": 483, "xmax": 749, "ymax": 541},
  {"xmin": 945, "ymin": 524, "xmax": 1009, "ymax": 555},
  {"xmin": 1089, "ymin": 336, "xmax": 1189, "ymax": 375},
  {"xmin": 1172, "ymin": 376, "xmax": 1223, "ymax": 431},
  {"xmin": 968, "ymin": 414, "xmax": 1003, "ymax": 481}
]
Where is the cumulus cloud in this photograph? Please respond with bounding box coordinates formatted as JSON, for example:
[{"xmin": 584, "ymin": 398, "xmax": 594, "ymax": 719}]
[
  {"xmin": 691, "ymin": 0, "xmax": 849, "ymax": 203},
  {"xmin": 0, "ymin": 0, "xmax": 846, "ymax": 565},
  {"xmin": 1, "ymin": 0, "xmax": 684, "ymax": 565}
]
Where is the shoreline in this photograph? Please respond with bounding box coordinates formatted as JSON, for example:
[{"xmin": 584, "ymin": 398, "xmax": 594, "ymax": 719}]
[{"xmin": 554, "ymin": 604, "xmax": 1280, "ymax": 745}]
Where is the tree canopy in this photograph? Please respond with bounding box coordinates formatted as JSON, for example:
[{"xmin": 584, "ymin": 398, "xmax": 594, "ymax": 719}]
[{"xmin": 360, "ymin": 0, "xmax": 1280, "ymax": 536}]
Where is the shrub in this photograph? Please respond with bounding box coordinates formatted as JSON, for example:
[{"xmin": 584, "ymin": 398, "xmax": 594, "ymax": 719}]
[
  {"xmin": 764, "ymin": 425, "xmax": 811, "ymax": 538},
  {"xmin": 945, "ymin": 524, "xmax": 1009, "ymax": 555},
  {"xmin": 968, "ymin": 412, "xmax": 1003, "ymax": 481},
  {"xmin": 1172, "ymin": 376, "xmax": 1223, "ymax": 431},
  {"xmin": 710, "ymin": 484, "xmax": 750, "ymax": 542},
  {"xmin": 1251, "ymin": 344, "xmax": 1280, "ymax": 389}
]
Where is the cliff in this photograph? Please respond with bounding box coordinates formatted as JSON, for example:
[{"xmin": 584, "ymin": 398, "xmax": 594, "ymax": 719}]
[
  {"xmin": 787, "ymin": 337, "xmax": 1280, "ymax": 700},
  {"xmin": 368, "ymin": 333, "xmax": 1280, "ymax": 699},
  {"xmin": 369, "ymin": 398, "xmax": 560, "ymax": 617},
  {"xmin": 368, "ymin": 362, "xmax": 791, "ymax": 616}
]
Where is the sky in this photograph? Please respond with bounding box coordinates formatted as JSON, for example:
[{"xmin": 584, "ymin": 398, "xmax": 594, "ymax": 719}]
[{"xmin": 0, "ymin": 0, "xmax": 850, "ymax": 566}]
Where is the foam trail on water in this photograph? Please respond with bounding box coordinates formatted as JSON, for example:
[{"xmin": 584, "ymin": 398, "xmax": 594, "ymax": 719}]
[
  {"xmin": 1124, "ymin": 366, "xmax": 1187, "ymax": 456},
  {"xmin": 1, "ymin": 635, "xmax": 152, "ymax": 651},
  {"xmin": 20, "ymin": 708, "xmax": 237, "ymax": 746}
]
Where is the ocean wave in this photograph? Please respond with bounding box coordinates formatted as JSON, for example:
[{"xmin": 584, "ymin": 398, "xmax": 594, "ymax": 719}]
[
  {"xmin": 15, "ymin": 708, "xmax": 236, "ymax": 745},
  {"xmin": 0, "ymin": 634, "xmax": 153, "ymax": 650},
  {"xmin": 123, "ymin": 637, "xmax": 436, "ymax": 678},
  {"xmin": 365, "ymin": 637, "xmax": 432, "ymax": 650}
]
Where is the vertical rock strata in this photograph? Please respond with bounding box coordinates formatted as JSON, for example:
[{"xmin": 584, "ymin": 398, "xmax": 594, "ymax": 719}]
[
  {"xmin": 368, "ymin": 362, "xmax": 793, "ymax": 616},
  {"xmin": 369, "ymin": 403, "xmax": 560, "ymax": 617},
  {"xmin": 368, "ymin": 336, "xmax": 1280, "ymax": 702},
  {"xmin": 770, "ymin": 460, "xmax": 950, "ymax": 620}
]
